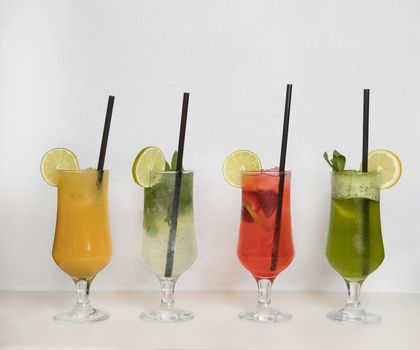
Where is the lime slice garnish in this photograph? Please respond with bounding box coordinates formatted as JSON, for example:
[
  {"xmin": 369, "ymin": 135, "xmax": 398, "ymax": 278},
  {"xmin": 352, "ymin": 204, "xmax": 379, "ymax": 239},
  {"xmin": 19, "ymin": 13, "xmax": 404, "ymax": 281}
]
[
  {"xmin": 40, "ymin": 148, "xmax": 79, "ymax": 187},
  {"xmin": 222, "ymin": 150, "xmax": 262, "ymax": 187},
  {"xmin": 367, "ymin": 149, "xmax": 402, "ymax": 190},
  {"xmin": 132, "ymin": 146, "xmax": 166, "ymax": 187},
  {"xmin": 333, "ymin": 201, "xmax": 357, "ymax": 220}
]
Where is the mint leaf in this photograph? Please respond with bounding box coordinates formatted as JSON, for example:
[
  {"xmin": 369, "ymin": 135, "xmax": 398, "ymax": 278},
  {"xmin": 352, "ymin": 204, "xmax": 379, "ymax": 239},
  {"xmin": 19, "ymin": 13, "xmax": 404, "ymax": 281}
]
[
  {"xmin": 323, "ymin": 152, "xmax": 333, "ymax": 168},
  {"xmin": 165, "ymin": 161, "xmax": 171, "ymax": 171},
  {"xmin": 171, "ymin": 151, "xmax": 178, "ymax": 170},
  {"xmin": 324, "ymin": 150, "xmax": 346, "ymax": 172},
  {"xmin": 332, "ymin": 150, "xmax": 346, "ymax": 171},
  {"xmin": 170, "ymin": 151, "xmax": 184, "ymax": 171},
  {"xmin": 143, "ymin": 187, "xmax": 159, "ymax": 236}
]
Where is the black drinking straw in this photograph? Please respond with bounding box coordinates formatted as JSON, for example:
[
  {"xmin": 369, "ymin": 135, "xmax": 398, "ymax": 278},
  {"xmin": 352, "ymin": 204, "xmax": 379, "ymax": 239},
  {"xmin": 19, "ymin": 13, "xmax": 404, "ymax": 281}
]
[
  {"xmin": 164, "ymin": 92, "xmax": 189, "ymax": 278},
  {"xmin": 362, "ymin": 89, "xmax": 370, "ymax": 172},
  {"xmin": 97, "ymin": 95, "xmax": 115, "ymax": 184},
  {"xmin": 362, "ymin": 89, "xmax": 370, "ymax": 275},
  {"xmin": 270, "ymin": 84, "xmax": 293, "ymax": 271}
]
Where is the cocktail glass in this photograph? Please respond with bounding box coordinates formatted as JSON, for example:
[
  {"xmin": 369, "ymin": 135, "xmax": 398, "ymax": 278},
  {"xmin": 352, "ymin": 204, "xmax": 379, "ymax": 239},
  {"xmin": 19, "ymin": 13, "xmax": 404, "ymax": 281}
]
[
  {"xmin": 326, "ymin": 171, "xmax": 384, "ymax": 324},
  {"xmin": 52, "ymin": 169, "xmax": 112, "ymax": 323},
  {"xmin": 237, "ymin": 170, "xmax": 294, "ymax": 323},
  {"xmin": 140, "ymin": 171, "xmax": 197, "ymax": 322}
]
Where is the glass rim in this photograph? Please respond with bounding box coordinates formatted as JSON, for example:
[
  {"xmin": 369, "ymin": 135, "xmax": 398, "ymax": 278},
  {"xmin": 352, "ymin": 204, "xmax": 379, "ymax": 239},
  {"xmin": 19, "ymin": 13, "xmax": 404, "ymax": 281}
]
[
  {"xmin": 241, "ymin": 170, "xmax": 291, "ymax": 176},
  {"xmin": 57, "ymin": 169, "xmax": 109, "ymax": 174},
  {"xmin": 151, "ymin": 170, "xmax": 193, "ymax": 175},
  {"xmin": 330, "ymin": 170, "xmax": 378, "ymax": 176}
]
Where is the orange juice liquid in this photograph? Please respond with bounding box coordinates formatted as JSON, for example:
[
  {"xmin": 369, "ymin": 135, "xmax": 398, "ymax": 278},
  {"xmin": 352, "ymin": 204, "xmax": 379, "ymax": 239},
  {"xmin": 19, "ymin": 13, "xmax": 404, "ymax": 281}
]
[{"xmin": 52, "ymin": 169, "xmax": 112, "ymax": 280}]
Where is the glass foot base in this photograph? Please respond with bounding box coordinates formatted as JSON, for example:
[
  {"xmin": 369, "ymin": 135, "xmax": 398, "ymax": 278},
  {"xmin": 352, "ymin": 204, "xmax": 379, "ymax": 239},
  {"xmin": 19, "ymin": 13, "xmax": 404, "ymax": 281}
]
[
  {"xmin": 53, "ymin": 308, "xmax": 109, "ymax": 324},
  {"xmin": 327, "ymin": 308, "xmax": 381, "ymax": 325},
  {"xmin": 140, "ymin": 307, "xmax": 194, "ymax": 323},
  {"xmin": 239, "ymin": 306, "xmax": 292, "ymax": 324}
]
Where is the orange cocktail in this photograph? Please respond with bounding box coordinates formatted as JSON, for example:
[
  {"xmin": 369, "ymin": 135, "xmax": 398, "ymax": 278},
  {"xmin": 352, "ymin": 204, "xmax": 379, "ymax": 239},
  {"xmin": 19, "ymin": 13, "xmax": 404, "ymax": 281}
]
[{"xmin": 53, "ymin": 169, "xmax": 112, "ymax": 281}]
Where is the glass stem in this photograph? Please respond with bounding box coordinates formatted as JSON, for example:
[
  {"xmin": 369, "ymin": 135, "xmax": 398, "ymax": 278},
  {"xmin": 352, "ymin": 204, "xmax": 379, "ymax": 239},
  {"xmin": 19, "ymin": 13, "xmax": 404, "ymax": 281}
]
[
  {"xmin": 257, "ymin": 279, "xmax": 272, "ymax": 308},
  {"xmin": 344, "ymin": 281, "xmax": 365, "ymax": 317},
  {"xmin": 72, "ymin": 279, "xmax": 94, "ymax": 316},
  {"xmin": 160, "ymin": 279, "xmax": 175, "ymax": 309}
]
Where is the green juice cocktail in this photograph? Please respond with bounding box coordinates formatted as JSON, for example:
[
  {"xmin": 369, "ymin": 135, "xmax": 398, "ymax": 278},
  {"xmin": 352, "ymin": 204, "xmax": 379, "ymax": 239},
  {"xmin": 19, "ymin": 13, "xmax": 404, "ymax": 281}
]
[
  {"xmin": 324, "ymin": 148, "xmax": 401, "ymax": 324},
  {"xmin": 326, "ymin": 171, "xmax": 384, "ymax": 283}
]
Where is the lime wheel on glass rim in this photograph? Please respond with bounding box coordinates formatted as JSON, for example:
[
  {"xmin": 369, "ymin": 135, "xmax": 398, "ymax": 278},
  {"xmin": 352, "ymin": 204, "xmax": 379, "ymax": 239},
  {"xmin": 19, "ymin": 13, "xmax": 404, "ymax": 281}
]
[
  {"xmin": 222, "ymin": 150, "xmax": 262, "ymax": 187},
  {"xmin": 367, "ymin": 149, "xmax": 402, "ymax": 190},
  {"xmin": 132, "ymin": 146, "xmax": 167, "ymax": 187},
  {"xmin": 40, "ymin": 148, "xmax": 79, "ymax": 186}
]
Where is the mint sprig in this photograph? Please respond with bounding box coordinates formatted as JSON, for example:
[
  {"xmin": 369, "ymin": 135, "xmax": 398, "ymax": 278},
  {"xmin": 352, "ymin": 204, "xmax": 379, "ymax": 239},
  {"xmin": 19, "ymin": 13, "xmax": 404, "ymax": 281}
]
[
  {"xmin": 323, "ymin": 150, "xmax": 346, "ymax": 172},
  {"xmin": 170, "ymin": 151, "xmax": 184, "ymax": 171}
]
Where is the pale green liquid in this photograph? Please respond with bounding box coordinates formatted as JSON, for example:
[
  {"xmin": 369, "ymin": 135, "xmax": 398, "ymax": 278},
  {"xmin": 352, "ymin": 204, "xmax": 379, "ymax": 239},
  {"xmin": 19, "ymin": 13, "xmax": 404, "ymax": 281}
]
[{"xmin": 139, "ymin": 173, "xmax": 197, "ymax": 280}]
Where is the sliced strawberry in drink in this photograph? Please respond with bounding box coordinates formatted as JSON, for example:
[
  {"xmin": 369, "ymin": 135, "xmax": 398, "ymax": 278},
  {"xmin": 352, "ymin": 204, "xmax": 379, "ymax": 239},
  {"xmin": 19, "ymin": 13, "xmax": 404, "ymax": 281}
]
[
  {"xmin": 243, "ymin": 201, "xmax": 272, "ymax": 232},
  {"xmin": 241, "ymin": 205, "xmax": 254, "ymax": 223},
  {"xmin": 242, "ymin": 191, "xmax": 259, "ymax": 224},
  {"xmin": 256, "ymin": 190, "xmax": 278, "ymax": 217},
  {"xmin": 243, "ymin": 190, "xmax": 259, "ymax": 205}
]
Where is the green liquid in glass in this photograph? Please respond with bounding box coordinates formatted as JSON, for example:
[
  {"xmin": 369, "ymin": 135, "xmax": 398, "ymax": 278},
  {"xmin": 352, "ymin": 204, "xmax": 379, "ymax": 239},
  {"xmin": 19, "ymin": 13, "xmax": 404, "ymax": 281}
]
[{"xmin": 326, "ymin": 172, "xmax": 384, "ymax": 283}]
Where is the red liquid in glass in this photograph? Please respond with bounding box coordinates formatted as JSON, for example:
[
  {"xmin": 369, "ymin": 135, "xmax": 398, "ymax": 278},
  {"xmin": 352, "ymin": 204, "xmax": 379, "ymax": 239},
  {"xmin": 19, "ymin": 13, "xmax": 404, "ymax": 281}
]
[{"xmin": 237, "ymin": 172, "xmax": 294, "ymax": 282}]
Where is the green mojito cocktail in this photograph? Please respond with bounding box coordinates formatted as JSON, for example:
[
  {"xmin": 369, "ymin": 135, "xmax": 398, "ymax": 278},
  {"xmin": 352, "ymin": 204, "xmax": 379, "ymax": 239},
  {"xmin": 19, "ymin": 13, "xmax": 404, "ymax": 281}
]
[
  {"xmin": 326, "ymin": 171, "xmax": 384, "ymax": 282},
  {"xmin": 132, "ymin": 146, "xmax": 197, "ymax": 323},
  {"xmin": 140, "ymin": 171, "xmax": 197, "ymax": 280}
]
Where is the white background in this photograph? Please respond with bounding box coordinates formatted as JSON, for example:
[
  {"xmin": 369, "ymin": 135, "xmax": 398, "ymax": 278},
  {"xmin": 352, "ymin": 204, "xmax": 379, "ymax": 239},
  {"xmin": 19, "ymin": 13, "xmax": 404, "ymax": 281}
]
[{"xmin": 0, "ymin": 0, "xmax": 418, "ymax": 293}]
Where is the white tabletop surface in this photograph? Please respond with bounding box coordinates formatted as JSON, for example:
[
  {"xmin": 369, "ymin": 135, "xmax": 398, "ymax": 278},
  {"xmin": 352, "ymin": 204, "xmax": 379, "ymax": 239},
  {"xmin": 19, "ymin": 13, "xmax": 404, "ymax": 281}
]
[{"xmin": 0, "ymin": 291, "xmax": 419, "ymax": 350}]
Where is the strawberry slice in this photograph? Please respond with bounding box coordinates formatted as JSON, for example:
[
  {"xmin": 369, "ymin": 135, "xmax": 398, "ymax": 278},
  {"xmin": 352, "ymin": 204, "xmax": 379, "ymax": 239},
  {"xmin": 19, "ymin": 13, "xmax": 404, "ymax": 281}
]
[
  {"xmin": 242, "ymin": 202, "xmax": 272, "ymax": 231},
  {"xmin": 255, "ymin": 190, "xmax": 278, "ymax": 217},
  {"xmin": 241, "ymin": 205, "xmax": 254, "ymax": 223}
]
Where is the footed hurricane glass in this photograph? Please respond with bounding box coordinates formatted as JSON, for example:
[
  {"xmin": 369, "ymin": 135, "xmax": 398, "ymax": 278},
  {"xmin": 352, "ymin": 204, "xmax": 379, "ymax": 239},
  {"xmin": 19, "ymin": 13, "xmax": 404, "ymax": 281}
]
[
  {"xmin": 139, "ymin": 171, "xmax": 197, "ymax": 322},
  {"xmin": 326, "ymin": 171, "xmax": 384, "ymax": 324},
  {"xmin": 237, "ymin": 171, "xmax": 294, "ymax": 323},
  {"xmin": 52, "ymin": 169, "xmax": 112, "ymax": 323}
]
